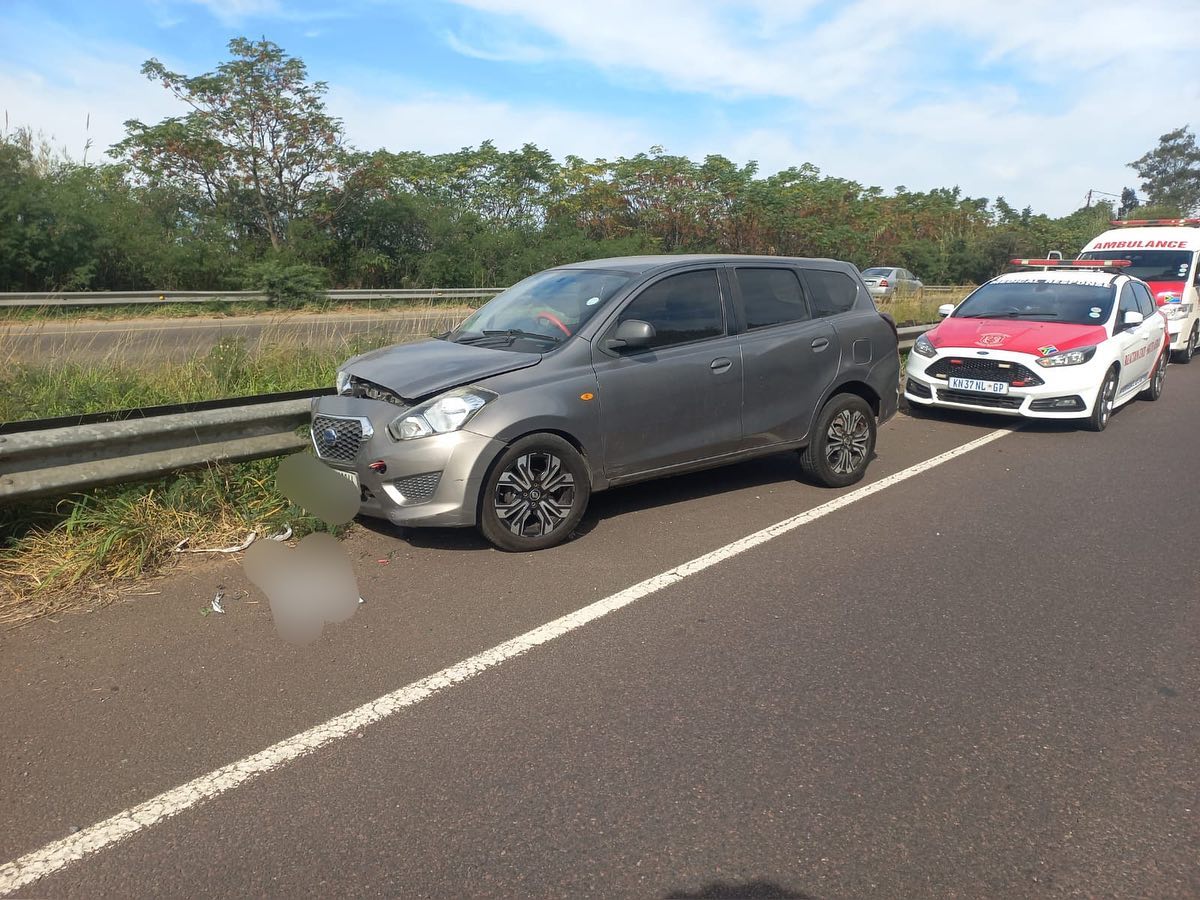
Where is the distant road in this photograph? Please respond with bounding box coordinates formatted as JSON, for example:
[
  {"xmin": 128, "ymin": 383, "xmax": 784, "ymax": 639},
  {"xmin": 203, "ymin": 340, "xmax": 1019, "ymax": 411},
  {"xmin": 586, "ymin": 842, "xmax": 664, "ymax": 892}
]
[{"xmin": 0, "ymin": 310, "xmax": 475, "ymax": 365}]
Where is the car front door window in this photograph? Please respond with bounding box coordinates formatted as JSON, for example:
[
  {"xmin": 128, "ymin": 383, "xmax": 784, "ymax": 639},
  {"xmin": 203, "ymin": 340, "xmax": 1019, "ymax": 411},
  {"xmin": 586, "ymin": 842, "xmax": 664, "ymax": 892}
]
[{"xmin": 614, "ymin": 270, "xmax": 724, "ymax": 351}]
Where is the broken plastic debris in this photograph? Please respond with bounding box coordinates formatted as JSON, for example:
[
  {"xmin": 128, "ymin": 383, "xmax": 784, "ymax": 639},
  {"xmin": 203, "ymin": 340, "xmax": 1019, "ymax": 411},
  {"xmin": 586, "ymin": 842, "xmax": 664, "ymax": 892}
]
[
  {"xmin": 358, "ymin": 596, "xmax": 365, "ymax": 605},
  {"xmin": 211, "ymin": 587, "xmax": 225, "ymax": 614},
  {"xmin": 173, "ymin": 532, "xmax": 257, "ymax": 554},
  {"xmin": 268, "ymin": 525, "xmax": 293, "ymax": 542}
]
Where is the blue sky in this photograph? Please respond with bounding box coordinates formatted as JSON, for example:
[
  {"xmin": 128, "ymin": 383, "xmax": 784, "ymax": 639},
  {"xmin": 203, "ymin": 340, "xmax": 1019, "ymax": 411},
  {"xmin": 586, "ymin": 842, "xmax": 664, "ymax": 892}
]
[{"xmin": 1, "ymin": 0, "xmax": 1196, "ymax": 217}]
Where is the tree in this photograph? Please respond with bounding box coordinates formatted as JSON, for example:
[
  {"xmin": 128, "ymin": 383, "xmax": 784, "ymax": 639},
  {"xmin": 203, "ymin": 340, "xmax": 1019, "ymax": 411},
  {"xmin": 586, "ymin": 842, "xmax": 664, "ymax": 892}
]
[
  {"xmin": 1128, "ymin": 126, "xmax": 1200, "ymax": 215},
  {"xmin": 111, "ymin": 37, "xmax": 347, "ymax": 250},
  {"xmin": 1118, "ymin": 186, "xmax": 1140, "ymax": 218}
]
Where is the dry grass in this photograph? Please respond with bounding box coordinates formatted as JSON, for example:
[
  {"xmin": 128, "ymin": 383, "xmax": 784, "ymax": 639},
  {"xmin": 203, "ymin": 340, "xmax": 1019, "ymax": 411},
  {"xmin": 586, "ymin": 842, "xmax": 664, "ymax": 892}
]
[
  {"xmin": 876, "ymin": 287, "xmax": 974, "ymax": 326},
  {"xmin": 0, "ymin": 460, "xmax": 338, "ymax": 629}
]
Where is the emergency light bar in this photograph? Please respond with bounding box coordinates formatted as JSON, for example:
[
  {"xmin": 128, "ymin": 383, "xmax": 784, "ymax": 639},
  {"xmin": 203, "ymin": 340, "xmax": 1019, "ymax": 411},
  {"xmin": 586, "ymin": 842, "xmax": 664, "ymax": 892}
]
[
  {"xmin": 1010, "ymin": 258, "xmax": 1131, "ymax": 267},
  {"xmin": 1109, "ymin": 218, "xmax": 1200, "ymax": 227}
]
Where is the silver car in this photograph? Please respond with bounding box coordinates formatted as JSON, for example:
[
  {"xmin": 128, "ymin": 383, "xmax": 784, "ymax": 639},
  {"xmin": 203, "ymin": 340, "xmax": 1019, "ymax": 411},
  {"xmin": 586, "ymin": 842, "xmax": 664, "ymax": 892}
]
[
  {"xmin": 311, "ymin": 255, "xmax": 900, "ymax": 551},
  {"xmin": 861, "ymin": 266, "xmax": 923, "ymax": 299}
]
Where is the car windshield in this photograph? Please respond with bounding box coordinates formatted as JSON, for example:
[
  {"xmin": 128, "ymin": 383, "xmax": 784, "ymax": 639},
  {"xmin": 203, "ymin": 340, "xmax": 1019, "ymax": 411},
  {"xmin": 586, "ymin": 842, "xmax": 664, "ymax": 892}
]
[
  {"xmin": 861, "ymin": 268, "xmax": 892, "ymax": 276},
  {"xmin": 952, "ymin": 279, "xmax": 1116, "ymax": 325},
  {"xmin": 448, "ymin": 268, "xmax": 634, "ymax": 350},
  {"xmin": 1077, "ymin": 249, "xmax": 1192, "ymax": 282}
]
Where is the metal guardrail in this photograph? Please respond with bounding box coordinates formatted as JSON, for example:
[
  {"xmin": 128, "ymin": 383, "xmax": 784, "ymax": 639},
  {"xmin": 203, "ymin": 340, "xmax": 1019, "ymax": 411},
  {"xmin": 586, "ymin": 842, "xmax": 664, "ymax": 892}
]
[
  {"xmin": 0, "ymin": 288, "xmax": 503, "ymax": 308},
  {"xmin": 0, "ymin": 323, "xmax": 936, "ymax": 503},
  {"xmin": 0, "ymin": 286, "xmax": 972, "ymax": 308}
]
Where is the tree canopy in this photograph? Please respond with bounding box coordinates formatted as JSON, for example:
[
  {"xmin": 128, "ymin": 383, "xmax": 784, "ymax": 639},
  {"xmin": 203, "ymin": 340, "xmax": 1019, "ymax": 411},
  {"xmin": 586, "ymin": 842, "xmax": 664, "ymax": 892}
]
[{"xmin": 0, "ymin": 38, "xmax": 1172, "ymax": 294}]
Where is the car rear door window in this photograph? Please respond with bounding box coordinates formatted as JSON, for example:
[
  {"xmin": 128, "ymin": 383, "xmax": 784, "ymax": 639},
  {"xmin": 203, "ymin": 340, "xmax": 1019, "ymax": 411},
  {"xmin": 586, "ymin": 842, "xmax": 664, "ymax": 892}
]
[
  {"xmin": 736, "ymin": 267, "xmax": 811, "ymax": 330},
  {"xmin": 804, "ymin": 269, "xmax": 859, "ymax": 317},
  {"xmin": 616, "ymin": 269, "xmax": 724, "ymax": 351}
]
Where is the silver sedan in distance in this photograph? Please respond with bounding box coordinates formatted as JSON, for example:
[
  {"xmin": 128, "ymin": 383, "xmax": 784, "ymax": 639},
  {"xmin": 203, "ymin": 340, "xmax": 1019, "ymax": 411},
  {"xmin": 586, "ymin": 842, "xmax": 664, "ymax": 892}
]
[
  {"xmin": 311, "ymin": 255, "xmax": 900, "ymax": 551},
  {"xmin": 861, "ymin": 266, "xmax": 923, "ymax": 299}
]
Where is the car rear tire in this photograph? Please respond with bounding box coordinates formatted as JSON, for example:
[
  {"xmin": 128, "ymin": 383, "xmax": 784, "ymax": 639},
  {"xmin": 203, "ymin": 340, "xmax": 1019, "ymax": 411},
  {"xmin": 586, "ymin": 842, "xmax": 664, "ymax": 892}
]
[
  {"xmin": 799, "ymin": 394, "xmax": 876, "ymax": 488},
  {"xmin": 1083, "ymin": 367, "xmax": 1118, "ymax": 432},
  {"xmin": 479, "ymin": 434, "xmax": 590, "ymax": 552},
  {"xmin": 1141, "ymin": 350, "xmax": 1167, "ymax": 401},
  {"xmin": 1172, "ymin": 323, "xmax": 1197, "ymax": 364}
]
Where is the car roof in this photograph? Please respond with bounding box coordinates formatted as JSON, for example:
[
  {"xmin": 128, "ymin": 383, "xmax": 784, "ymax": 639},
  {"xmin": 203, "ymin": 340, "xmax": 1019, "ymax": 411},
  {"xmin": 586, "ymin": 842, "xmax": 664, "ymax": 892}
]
[
  {"xmin": 990, "ymin": 270, "xmax": 1122, "ymax": 287},
  {"xmin": 553, "ymin": 254, "xmax": 854, "ymax": 275}
]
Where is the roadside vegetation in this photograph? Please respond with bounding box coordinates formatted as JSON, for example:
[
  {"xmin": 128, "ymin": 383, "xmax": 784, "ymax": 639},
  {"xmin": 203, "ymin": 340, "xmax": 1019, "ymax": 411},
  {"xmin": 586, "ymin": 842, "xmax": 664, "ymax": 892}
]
[
  {"xmin": 0, "ymin": 296, "xmax": 481, "ymax": 322},
  {"xmin": 0, "ymin": 460, "xmax": 340, "ymax": 628}
]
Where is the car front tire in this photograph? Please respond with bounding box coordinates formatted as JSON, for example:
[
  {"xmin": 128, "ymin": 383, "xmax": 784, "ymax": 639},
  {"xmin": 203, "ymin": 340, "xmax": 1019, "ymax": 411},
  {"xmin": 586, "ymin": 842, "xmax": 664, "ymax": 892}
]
[
  {"xmin": 799, "ymin": 393, "xmax": 877, "ymax": 488},
  {"xmin": 1172, "ymin": 323, "xmax": 1197, "ymax": 364},
  {"xmin": 479, "ymin": 434, "xmax": 591, "ymax": 552},
  {"xmin": 1083, "ymin": 367, "xmax": 1118, "ymax": 432}
]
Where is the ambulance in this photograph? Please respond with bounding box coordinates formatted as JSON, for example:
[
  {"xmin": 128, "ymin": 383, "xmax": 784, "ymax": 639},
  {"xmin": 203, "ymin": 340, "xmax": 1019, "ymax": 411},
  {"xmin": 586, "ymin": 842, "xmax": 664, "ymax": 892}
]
[{"xmin": 1077, "ymin": 218, "xmax": 1200, "ymax": 362}]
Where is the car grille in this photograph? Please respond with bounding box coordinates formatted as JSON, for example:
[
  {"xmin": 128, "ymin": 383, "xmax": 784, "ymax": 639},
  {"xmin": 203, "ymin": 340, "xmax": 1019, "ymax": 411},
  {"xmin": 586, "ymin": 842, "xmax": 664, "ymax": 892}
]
[
  {"xmin": 312, "ymin": 415, "xmax": 368, "ymax": 463},
  {"xmin": 394, "ymin": 471, "xmax": 441, "ymax": 504},
  {"xmin": 924, "ymin": 357, "xmax": 1044, "ymax": 386},
  {"xmin": 937, "ymin": 389, "xmax": 1025, "ymax": 410}
]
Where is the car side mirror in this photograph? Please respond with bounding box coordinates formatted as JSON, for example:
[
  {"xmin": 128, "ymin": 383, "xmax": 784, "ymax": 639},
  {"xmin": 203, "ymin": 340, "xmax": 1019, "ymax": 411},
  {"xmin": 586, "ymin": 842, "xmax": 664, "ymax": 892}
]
[
  {"xmin": 606, "ymin": 319, "xmax": 656, "ymax": 351},
  {"xmin": 1122, "ymin": 310, "xmax": 1144, "ymax": 327},
  {"xmin": 937, "ymin": 303, "xmax": 955, "ymax": 317}
]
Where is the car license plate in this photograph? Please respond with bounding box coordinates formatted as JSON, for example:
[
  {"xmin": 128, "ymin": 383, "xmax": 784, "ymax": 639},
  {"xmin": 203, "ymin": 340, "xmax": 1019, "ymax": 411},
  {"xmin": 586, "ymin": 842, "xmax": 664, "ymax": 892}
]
[
  {"xmin": 948, "ymin": 377, "xmax": 1008, "ymax": 395},
  {"xmin": 333, "ymin": 468, "xmax": 359, "ymax": 488}
]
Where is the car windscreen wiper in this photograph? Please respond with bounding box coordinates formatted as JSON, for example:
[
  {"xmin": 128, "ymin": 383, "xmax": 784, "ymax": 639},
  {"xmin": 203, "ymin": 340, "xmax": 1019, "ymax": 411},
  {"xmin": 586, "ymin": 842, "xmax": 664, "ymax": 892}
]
[
  {"xmin": 1000, "ymin": 310, "xmax": 1059, "ymax": 318},
  {"xmin": 481, "ymin": 329, "xmax": 564, "ymax": 344}
]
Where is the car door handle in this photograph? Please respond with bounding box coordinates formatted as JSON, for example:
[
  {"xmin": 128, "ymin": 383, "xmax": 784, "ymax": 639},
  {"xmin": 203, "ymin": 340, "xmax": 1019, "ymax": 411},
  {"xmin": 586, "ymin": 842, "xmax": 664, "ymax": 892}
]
[
  {"xmin": 710, "ymin": 357, "xmax": 733, "ymax": 374},
  {"xmin": 811, "ymin": 337, "xmax": 830, "ymax": 351}
]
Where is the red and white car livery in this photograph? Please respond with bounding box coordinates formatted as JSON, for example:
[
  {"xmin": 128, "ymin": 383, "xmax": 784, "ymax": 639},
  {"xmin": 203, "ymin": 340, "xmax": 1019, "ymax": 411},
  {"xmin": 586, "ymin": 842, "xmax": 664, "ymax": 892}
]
[
  {"xmin": 905, "ymin": 260, "xmax": 1169, "ymax": 431},
  {"xmin": 1078, "ymin": 218, "xmax": 1200, "ymax": 362}
]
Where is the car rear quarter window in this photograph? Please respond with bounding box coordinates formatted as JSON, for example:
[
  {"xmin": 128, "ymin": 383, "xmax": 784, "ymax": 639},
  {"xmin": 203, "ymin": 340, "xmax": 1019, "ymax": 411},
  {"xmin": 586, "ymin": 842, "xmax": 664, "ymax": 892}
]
[
  {"xmin": 616, "ymin": 269, "xmax": 725, "ymax": 350},
  {"xmin": 804, "ymin": 269, "xmax": 859, "ymax": 317},
  {"xmin": 735, "ymin": 268, "xmax": 811, "ymax": 329}
]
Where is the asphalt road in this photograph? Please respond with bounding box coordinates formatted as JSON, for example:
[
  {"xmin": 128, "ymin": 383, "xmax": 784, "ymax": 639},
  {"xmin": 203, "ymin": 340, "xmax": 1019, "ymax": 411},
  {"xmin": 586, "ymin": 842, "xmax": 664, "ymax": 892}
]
[
  {"xmin": 2, "ymin": 366, "xmax": 1198, "ymax": 898},
  {"xmin": 0, "ymin": 310, "xmax": 473, "ymax": 364}
]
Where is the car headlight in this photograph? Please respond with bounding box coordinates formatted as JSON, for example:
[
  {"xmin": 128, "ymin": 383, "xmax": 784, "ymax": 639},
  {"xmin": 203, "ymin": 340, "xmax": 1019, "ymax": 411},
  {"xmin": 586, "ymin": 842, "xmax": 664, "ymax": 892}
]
[
  {"xmin": 912, "ymin": 333, "xmax": 937, "ymax": 358},
  {"xmin": 1034, "ymin": 345, "xmax": 1098, "ymax": 367},
  {"xmin": 1162, "ymin": 302, "xmax": 1193, "ymax": 320},
  {"xmin": 336, "ymin": 370, "xmax": 351, "ymax": 395},
  {"xmin": 387, "ymin": 387, "xmax": 496, "ymax": 440}
]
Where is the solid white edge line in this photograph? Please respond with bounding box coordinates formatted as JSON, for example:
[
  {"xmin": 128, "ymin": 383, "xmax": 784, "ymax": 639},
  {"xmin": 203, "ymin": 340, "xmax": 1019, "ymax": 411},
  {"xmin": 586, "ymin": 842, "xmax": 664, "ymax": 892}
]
[{"xmin": 0, "ymin": 425, "xmax": 1014, "ymax": 895}]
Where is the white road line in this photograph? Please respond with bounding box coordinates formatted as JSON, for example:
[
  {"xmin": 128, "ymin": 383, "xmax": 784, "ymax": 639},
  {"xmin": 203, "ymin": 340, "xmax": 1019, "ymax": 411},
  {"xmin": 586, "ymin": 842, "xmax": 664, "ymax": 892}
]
[{"xmin": 0, "ymin": 425, "xmax": 1014, "ymax": 895}]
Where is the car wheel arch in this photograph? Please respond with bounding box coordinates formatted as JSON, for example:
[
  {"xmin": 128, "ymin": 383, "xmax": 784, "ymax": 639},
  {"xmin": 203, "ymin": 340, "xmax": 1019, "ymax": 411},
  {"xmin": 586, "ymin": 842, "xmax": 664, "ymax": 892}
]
[{"xmin": 802, "ymin": 380, "xmax": 880, "ymax": 448}]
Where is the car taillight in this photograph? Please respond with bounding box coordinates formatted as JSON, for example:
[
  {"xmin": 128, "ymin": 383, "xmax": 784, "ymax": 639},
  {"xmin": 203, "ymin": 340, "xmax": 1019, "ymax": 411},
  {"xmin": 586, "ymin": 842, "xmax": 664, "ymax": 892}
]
[{"xmin": 879, "ymin": 278, "xmax": 889, "ymax": 288}]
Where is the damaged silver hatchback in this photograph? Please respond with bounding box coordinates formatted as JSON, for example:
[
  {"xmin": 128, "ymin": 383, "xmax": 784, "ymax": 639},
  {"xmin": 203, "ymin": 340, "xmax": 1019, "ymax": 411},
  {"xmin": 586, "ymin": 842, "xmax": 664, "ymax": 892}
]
[{"xmin": 311, "ymin": 255, "xmax": 899, "ymax": 551}]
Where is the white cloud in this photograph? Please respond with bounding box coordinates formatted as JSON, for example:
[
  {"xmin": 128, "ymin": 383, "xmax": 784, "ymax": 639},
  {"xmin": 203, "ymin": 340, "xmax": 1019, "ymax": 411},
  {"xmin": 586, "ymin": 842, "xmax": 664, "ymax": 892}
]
[
  {"xmin": 327, "ymin": 84, "xmax": 652, "ymax": 161},
  {"xmin": 183, "ymin": 0, "xmax": 283, "ymax": 26}
]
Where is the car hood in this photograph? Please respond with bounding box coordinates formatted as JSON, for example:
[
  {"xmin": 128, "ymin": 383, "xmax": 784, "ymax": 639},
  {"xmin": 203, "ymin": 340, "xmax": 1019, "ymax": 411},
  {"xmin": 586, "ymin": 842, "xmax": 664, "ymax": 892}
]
[
  {"xmin": 928, "ymin": 317, "xmax": 1108, "ymax": 355},
  {"xmin": 343, "ymin": 338, "xmax": 542, "ymax": 401}
]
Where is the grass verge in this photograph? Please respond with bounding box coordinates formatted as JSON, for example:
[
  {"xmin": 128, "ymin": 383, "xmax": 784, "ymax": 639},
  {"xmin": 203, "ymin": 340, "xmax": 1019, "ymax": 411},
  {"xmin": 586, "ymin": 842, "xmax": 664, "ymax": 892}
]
[{"xmin": 0, "ymin": 459, "xmax": 341, "ymax": 629}]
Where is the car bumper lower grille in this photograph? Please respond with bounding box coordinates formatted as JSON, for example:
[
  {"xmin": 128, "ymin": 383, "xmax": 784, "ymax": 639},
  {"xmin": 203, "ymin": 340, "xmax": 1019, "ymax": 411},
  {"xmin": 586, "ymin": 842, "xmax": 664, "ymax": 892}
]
[
  {"xmin": 937, "ymin": 389, "xmax": 1025, "ymax": 409},
  {"xmin": 906, "ymin": 379, "xmax": 932, "ymax": 399}
]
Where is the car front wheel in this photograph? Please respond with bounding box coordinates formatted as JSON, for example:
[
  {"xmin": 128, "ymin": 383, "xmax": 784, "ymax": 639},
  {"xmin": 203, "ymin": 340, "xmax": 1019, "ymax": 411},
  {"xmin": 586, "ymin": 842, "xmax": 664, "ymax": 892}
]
[
  {"xmin": 799, "ymin": 394, "xmax": 877, "ymax": 488},
  {"xmin": 1084, "ymin": 367, "xmax": 1118, "ymax": 432},
  {"xmin": 479, "ymin": 434, "xmax": 591, "ymax": 552},
  {"xmin": 1173, "ymin": 323, "xmax": 1197, "ymax": 364}
]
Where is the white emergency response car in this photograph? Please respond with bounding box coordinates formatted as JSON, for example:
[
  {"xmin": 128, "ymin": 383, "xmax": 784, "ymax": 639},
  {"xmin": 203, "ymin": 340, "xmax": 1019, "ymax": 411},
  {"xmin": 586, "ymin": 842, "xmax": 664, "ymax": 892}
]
[
  {"xmin": 1078, "ymin": 218, "xmax": 1200, "ymax": 362},
  {"xmin": 905, "ymin": 260, "xmax": 1169, "ymax": 431}
]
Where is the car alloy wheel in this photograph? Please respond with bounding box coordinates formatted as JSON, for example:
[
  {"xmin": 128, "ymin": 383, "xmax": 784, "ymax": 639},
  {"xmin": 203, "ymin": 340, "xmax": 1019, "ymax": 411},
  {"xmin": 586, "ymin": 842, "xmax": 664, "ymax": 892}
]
[
  {"xmin": 1085, "ymin": 368, "xmax": 1118, "ymax": 432},
  {"xmin": 1177, "ymin": 324, "xmax": 1198, "ymax": 364},
  {"xmin": 479, "ymin": 434, "xmax": 591, "ymax": 552},
  {"xmin": 799, "ymin": 393, "xmax": 877, "ymax": 488},
  {"xmin": 825, "ymin": 407, "xmax": 871, "ymax": 475},
  {"xmin": 494, "ymin": 451, "xmax": 575, "ymax": 537}
]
